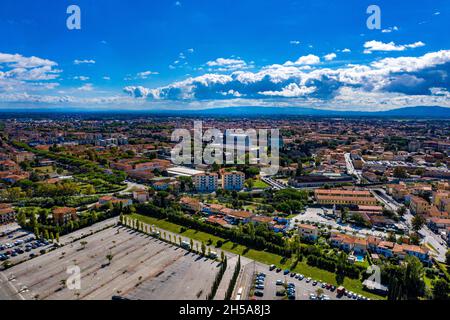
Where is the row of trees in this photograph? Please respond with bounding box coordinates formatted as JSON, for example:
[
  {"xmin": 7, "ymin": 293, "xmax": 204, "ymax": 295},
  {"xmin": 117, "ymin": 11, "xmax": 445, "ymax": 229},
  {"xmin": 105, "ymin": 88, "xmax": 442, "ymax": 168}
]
[
  {"xmin": 225, "ymin": 256, "xmax": 241, "ymax": 300},
  {"xmin": 135, "ymin": 202, "xmax": 289, "ymax": 257},
  {"xmin": 206, "ymin": 256, "xmax": 228, "ymax": 300}
]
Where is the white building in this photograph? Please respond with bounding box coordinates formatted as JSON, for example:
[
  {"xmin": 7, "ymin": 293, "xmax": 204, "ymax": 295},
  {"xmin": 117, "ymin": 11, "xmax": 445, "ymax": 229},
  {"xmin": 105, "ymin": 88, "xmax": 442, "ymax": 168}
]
[
  {"xmin": 193, "ymin": 172, "xmax": 218, "ymax": 192},
  {"xmin": 222, "ymin": 171, "xmax": 245, "ymax": 191}
]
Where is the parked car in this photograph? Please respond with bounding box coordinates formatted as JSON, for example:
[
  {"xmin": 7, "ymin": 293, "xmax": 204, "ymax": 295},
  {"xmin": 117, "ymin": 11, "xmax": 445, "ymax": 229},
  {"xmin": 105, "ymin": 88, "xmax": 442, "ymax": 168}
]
[{"xmin": 254, "ymin": 291, "xmax": 264, "ymax": 297}]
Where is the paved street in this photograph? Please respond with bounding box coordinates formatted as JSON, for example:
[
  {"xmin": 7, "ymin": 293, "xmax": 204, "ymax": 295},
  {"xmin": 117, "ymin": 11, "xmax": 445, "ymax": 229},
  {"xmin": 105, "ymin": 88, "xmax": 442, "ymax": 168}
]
[
  {"xmin": 344, "ymin": 153, "xmax": 362, "ymax": 183},
  {"xmin": 370, "ymin": 188, "xmax": 448, "ymax": 263}
]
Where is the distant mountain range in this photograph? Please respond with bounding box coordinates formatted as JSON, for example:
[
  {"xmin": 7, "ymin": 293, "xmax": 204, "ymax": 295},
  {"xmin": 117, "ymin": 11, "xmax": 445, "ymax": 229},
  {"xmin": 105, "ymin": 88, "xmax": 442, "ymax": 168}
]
[
  {"xmin": 0, "ymin": 106, "xmax": 449, "ymax": 119},
  {"xmin": 167, "ymin": 106, "xmax": 450, "ymax": 118}
]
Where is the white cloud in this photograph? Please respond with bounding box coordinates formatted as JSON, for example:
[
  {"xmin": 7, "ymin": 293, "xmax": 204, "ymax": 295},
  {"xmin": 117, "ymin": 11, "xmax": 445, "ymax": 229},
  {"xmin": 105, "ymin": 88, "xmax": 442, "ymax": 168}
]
[
  {"xmin": 74, "ymin": 76, "xmax": 90, "ymax": 81},
  {"xmin": 284, "ymin": 54, "xmax": 320, "ymax": 66},
  {"xmin": 103, "ymin": 76, "xmax": 111, "ymax": 80},
  {"xmin": 364, "ymin": 40, "xmax": 425, "ymax": 54},
  {"xmin": 206, "ymin": 58, "xmax": 248, "ymax": 71},
  {"xmin": 136, "ymin": 70, "xmax": 159, "ymax": 79},
  {"xmin": 122, "ymin": 49, "xmax": 450, "ymax": 111},
  {"xmin": 290, "ymin": 40, "xmax": 300, "ymax": 45},
  {"xmin": 74, "ymin": 59, "xmax": 96, "ymax": 65},
  {"xmin": 324, "ymin": 53, "xmax": 337, "ymax": 61},
  {"xmin": 259, "ymin": 83, "xmax": 316, "ymax": 97},
  {"xmin": 78, "ymin": 83, "xmax": 94, "ymax": 91},
  {"xmin": 342, "ymin": 48, "xmax": 351, "ymax": 53},
  {"xmin": 381, "ymin": 26, "xmax": 399, "ymax": 33},
  {"xmin": 187, "ymin": 48, "xmax": 194, "ymax": 53}
]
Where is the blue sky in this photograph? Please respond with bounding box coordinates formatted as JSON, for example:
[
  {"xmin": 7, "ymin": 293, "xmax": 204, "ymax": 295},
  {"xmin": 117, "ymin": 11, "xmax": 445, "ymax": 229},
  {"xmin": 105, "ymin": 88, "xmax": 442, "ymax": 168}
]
[{"xmin": 0, "ymin": 0, "xmax": 449, "ymax": 110}]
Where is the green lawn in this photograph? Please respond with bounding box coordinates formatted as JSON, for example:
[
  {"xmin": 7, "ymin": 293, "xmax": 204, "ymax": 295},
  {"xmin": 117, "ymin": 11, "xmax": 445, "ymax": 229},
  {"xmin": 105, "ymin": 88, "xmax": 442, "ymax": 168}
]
[
  {"xmin": 130, "ymin": 213, "xmax": 385, "ymax": 300},
  {"xmin": 252, "ymin": 179, "xmax": 270, "ymax": 189}
]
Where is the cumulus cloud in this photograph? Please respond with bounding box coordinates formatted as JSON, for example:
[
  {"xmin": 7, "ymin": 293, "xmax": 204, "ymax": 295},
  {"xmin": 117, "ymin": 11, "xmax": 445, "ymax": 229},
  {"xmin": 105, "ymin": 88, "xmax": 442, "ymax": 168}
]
[
  {"xmin": 206, "ymin": 58, "xmax": 248, "ymax": 71},
  {"xmin": 0, "ymin": 52, "xmax": 62, "ymax": 97},
  {"xmin": 259, "ymin": 83, "xmax": 316, "ymax": 97},
  {"xmin": 284, "ymin": 54, "xmax": 321, "ymax": 66},
  {"xmin": 342, "ymin": 48, "xmax": 351, "ymax": 53},
  {"xmin": 324, "ymin": 53, "xmax": 337, "ymax": 61},
  {"xmin": 364, "ymin": 40, "xmax": 425, "ymax": 53},
  {"xmin": 122, "ymin": 49, "xmax": 450, "ymax": 110}
]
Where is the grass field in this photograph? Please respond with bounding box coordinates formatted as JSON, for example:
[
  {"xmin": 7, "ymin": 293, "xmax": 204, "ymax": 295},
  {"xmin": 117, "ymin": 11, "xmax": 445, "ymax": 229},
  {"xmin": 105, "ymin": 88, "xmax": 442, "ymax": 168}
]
[
  {"xmin": 130, "ymin": 213, "xmax": 385, "ymax": 300},
  {"xmin": 253, "ymin": 179, "xmax": 270, "ymax": 189}
]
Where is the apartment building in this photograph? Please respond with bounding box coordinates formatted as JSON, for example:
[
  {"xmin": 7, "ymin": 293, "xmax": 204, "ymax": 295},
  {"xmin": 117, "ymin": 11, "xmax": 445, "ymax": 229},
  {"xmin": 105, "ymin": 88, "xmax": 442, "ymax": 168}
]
[
  {"xmin": 193, "ymin": 172, "xmax": 218, "ymax": 192},
  {"xmin": 52, "ymin": 207, "xmax": 77, "ymax": 225},
  {"xmin": 298, "ymin": 224, "xmax": 319, "ymax": 241},
  {"xmin": 222, "ymin": 170, "xmax": 245, "ymax": 191},
  {"xmin": 315, "ymin": 189, "xmax": 378, "ymax": 206},
  {"xmin": 409, "ymin": 196, "xmax": 431, "ymax": 215}
]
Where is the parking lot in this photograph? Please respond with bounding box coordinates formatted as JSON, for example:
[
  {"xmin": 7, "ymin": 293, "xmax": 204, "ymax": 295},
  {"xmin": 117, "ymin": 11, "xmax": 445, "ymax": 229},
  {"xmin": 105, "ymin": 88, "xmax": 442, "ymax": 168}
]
[
  {"xmin": 0, "ymin": 225, "xmax": 221, "ymax": 300},
  {"xmin": 236, "ymin": 260, "xmax": 361, "ymax": 301},
  {"xmin": 0, "ymin": 223, "xmax": 54, "ymax": 265}
]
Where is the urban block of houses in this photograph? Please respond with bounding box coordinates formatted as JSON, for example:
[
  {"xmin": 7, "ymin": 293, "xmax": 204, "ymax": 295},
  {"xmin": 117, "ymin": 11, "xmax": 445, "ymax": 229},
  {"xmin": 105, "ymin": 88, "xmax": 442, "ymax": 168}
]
[{"xmin": 329, "ymin": 232, "xmax": 430, "ymax": 262}]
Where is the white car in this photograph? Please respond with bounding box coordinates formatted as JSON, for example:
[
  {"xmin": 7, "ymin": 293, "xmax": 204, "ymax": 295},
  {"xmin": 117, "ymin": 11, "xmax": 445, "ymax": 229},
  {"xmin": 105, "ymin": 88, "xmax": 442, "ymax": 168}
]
[{"xmin": 309, "ymin": 293, "xmax": 317, "ymax": 300}]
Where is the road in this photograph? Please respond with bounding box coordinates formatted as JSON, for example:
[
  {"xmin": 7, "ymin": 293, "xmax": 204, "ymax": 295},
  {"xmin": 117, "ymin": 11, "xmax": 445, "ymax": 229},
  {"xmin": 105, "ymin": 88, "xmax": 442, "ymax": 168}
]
[
  {"xmin": 261, "ymin": 176, "xmax": 286, "ymax": 190},
  {"xmin": 344, "ymin": 153, "xmax": 362, "ymax": 183},
  {"xmin": 370, "ymin": 188, "xmax": 448, "ymax": 263}
]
